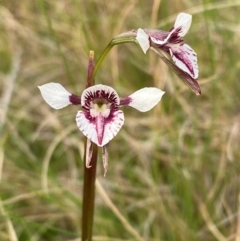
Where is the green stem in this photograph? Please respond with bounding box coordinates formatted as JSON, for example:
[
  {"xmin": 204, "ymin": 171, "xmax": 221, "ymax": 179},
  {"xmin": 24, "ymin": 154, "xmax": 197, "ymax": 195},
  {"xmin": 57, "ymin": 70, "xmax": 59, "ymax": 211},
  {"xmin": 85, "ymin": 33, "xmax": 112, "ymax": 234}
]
[
  {"xmin": 81, "ymin": 143, "xmax": 98, "ymax": 241},
  {"xmin": 92, "ymin": 32, "xmax": 137, "ymax": 80}
]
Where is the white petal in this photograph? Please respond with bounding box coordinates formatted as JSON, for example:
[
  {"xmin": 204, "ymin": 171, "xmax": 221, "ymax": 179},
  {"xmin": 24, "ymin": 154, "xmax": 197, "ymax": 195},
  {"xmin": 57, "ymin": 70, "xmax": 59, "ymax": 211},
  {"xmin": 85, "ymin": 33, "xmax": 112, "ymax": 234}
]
[
  {"xmin": 76, "ymin": 110, "xmax": 124, "ymax": 147},
  {"xmin": 150, "ymin": 35, "xmax": 168, "ymax": 45},
  {"xmin": 76, "ymin": 111, "xmax": 98, "ymax": 145},
  {"xmin": 102, "ymin": 111, "xmax": 124, "ymax": 146},
  {"xmin": 38, "ymin": 83, "xmax": 72, "ymax": 109},
  {"xmin": 170, "ymin": 44, "xmax": 198, "ymax": 79},
  {"xmin": 174, "ymin": 12, "xmax": 192, "ymax": 37},
  {"xmin": 128, "ymin": 88, "xmax": 165, "ymax": 112},
  {"xmin": 149, "ymin": 29, "xmax": 173, "ymax": 46},
  {"xmin": 136, "ymin": 28, "xmax": 150, "ymax": 54}
]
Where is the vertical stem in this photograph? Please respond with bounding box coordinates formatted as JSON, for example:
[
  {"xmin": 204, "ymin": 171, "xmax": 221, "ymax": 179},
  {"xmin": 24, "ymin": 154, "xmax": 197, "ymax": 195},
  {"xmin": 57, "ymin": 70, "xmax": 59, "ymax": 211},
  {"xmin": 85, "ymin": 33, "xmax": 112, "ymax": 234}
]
[
  {"xmin": 86, "ymin": 51, "xmax": 95, "ymax": 88},
  {"xmin": 81, "ymin": 143, "xmax": 98, "ymax": 241},
  {"xmin": 81, "ymin": 51, "xmax": 98, "ymax": 241},
  {"xmin": 80, "ymin": 34, "xmax": 137, "ymax": 239}
]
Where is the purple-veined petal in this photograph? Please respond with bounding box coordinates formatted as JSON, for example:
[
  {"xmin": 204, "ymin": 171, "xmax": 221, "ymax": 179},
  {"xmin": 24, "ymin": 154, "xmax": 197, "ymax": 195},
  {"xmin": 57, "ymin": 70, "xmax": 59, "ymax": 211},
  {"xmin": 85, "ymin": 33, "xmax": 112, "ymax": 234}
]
[
  {"xmin": 149, "ymin": 28, "xmax": 177, "ymax": 46},
  {"xmin": 169, "ymin": 44, "xmax": 198, "ymax": 79},
  {"xmin": 150, "ymin": 47, "xmax": 201, "ymax": 95},
  {"xmin": 38, "ymin": 82, "xmax": 80, "ymax": 109},
  {"xmin": 76, "ymin": 110, "xmax": 124, "ymax": 147},
  {"xmin": 141, "ymin": 13, "xmax": 192, "ymax": 50},
  {"xmin": 81, "ymin": 84, "xmax": 120, "ymax": 107},
  {"xmin": 150, "ymin": 13, "xmax": 192, "ymax": 46},
  {"xmin": 121, "ymin": 88, "xmax": 164, "ymax": 112},
  {"xmin": 102, "ymin": 110, "xmax": 124, "ymax": 146},
  {"xmin": 136, "ymin": 28, "xmax": 150, "ymax": 54},
  {"xmin": 150, "ymin": 35, "xmax": 168, "ymax": 45},
  {"xmin": 149, "ymin": 14, "xmax": 191, "ymax": 46},
  {"xmin": 95, "ymin": 113, "xmax": 105, "ymax": 145},
  {"xmin": 174, "ymin": 12, "xmax": 192, "ymax": 37},
  {"xmin": 76, "ymin": 111, "xmax": 98, "ymax": 145}
]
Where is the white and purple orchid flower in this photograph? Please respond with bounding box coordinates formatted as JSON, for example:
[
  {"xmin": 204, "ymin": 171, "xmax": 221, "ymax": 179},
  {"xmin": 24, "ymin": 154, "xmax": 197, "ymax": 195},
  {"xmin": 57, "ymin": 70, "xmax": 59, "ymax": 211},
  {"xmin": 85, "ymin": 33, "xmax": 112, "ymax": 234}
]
[
  {"xmin": 38, "ymin": 83, "xmax": 164, "ymax": 175},
  {"xmin": 136, "ymin": 13, "xmax": 200, "ymax": 95}
]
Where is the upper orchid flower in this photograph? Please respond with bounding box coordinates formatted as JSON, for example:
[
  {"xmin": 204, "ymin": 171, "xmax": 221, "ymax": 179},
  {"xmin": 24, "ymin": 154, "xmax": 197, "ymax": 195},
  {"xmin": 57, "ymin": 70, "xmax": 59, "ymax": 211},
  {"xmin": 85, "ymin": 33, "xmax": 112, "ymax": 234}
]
[
  {"xmin": 136, "ymin": 12, "xmax": 200, "ymax": 95},
  {"xmin": 38, "ymin": 83, "xmax": 164, "ymax": 175}
]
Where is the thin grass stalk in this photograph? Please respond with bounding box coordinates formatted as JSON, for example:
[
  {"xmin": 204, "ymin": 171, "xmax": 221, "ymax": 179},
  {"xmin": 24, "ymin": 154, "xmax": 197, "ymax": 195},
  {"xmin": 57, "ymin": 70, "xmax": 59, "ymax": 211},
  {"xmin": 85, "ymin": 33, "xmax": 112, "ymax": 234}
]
[{"xmin": 37, "ymin": 0, "xmax": 75, "ymax": 87}]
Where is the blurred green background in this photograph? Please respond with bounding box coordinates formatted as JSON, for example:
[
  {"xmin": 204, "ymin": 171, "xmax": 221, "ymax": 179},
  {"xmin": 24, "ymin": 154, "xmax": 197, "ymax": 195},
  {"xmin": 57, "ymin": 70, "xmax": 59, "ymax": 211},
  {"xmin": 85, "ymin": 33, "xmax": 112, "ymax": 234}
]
[{"xmin": 1, "ymin": 0, "xmax": 240, "ymax": 240}]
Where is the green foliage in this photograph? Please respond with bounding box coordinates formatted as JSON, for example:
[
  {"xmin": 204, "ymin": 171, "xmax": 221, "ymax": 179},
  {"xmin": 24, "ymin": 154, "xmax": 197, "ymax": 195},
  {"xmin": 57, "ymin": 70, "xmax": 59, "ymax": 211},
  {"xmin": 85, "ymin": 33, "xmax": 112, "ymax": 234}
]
[{"xmin": 1, "ymin": 0, "xmax": 240, "ymax": 240}]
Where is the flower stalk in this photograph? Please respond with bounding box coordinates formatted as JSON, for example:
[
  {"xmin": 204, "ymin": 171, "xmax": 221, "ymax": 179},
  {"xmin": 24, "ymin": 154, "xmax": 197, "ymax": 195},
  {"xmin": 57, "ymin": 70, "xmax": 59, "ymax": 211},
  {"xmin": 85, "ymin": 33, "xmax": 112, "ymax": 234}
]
[
  {"xmin": 81, "ymin": 51, "xmax": 98, "ymax": 241},
  {"xmin": 92, "ymin": 31, "xmax": 137, "ymax": 80},
  {"xmin": 81, "ymin": 140, "xmax": 98, "ymax": 241}
]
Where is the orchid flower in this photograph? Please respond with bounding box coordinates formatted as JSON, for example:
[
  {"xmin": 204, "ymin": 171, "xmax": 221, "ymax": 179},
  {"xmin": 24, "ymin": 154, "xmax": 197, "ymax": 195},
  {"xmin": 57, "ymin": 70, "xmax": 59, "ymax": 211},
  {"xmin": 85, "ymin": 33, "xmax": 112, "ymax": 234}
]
[
  {"xmin": 38, "ymin": 83, "xmax": 164, "ymax": 175},
  {"xmin": 136, "ymin": 12, "xmax": 200, "ymax": 95}
]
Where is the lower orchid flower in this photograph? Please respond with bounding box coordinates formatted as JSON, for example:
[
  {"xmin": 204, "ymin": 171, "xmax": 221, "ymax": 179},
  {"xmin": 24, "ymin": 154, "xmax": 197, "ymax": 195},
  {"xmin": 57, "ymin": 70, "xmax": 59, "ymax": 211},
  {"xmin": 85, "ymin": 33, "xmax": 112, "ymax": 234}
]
[
  {"xmin": 136, "ymin": 12, "xmax": 200, "ymax": 95},
  {"xmin": 38, "ymin": 83, "xmax": 164, "ymax": 175}
]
